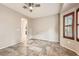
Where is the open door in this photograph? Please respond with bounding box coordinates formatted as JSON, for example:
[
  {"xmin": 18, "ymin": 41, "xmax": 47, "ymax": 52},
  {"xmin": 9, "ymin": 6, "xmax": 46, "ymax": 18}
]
[{"xmin": 21, "ymin": 18, "xmax": 28, "ymax": 46}]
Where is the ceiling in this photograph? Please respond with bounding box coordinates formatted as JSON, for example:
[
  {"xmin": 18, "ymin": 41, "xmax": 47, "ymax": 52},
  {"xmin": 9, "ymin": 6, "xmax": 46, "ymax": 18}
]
[
  {"xmin": 2, "ymin": 3, "xmax": 79, "ymax": 19},
  {"xmin": 61, "ymin": 3, "xmax": 79, "ymax": 12},
  {"xmin": 2, "ymin": 3, "xmax": 61, "ymax": 19}
]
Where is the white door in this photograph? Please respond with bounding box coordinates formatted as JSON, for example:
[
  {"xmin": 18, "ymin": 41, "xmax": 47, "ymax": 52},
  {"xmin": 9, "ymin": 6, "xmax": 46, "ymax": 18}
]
[{"xmin": 21, "ymin": 18, "xmax": 28, "ymax": 46}]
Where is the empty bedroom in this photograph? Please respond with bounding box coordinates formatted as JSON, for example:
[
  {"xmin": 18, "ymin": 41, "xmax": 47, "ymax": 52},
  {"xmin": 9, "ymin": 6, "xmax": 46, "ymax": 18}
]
[{"xmin": 0, "ymin": 3, "xmax": 78, "ymax": 56}]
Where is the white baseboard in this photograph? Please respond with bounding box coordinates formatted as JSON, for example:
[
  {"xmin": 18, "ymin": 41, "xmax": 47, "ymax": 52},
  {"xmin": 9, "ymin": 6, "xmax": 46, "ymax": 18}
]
[
  {"xmin": 0, "ymin": 41, "xmax": 21, "ymax": 49},
  {"xmin": 60, "ymin": 44, "xmax": 78, "ymax": 55}
]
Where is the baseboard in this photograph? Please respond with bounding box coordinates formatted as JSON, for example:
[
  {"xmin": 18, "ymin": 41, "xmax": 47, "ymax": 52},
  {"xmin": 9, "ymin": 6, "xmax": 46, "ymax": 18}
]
[
  {"xmin": 0, "ymin": 41, "xmax": 21, "ymax": 49},
  {"xmin": 60, "ymin": 44, "xmax": 78, "ymax": 55},
  {"xmin": 30, "ymin": 38, "xmax": 60, "ymax": 43}
]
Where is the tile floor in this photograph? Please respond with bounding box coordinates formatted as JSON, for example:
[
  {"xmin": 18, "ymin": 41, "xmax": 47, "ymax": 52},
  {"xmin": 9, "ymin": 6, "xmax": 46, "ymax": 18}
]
[{"xmin": 0, "ymin": 39, "xmax": 77, "ymax": 56}]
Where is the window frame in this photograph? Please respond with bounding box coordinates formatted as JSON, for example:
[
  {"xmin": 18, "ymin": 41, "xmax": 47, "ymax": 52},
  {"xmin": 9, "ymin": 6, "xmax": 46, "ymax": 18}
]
[
  {"xmin": 76, "ymin": 8, "xmax": 79, "ymax": 41},
  {"xmin": 63, "ymin": 12, "xmax": 74, "ymax": 39}
]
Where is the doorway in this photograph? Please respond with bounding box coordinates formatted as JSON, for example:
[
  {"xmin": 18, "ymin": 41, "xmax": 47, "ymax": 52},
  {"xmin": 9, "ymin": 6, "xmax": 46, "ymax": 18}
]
[{"xmin": 21, "ymin": 18, "xmax": 28, "ymax": 46}]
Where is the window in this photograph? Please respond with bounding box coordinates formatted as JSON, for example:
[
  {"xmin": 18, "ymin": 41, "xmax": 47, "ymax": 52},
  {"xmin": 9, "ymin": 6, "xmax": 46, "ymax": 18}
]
[
  {"xmin": 63, "ymin": 12, "xmax": 74, "ymax": 39},
  {"xmin": 76, "ymin": 8, "xmax": 79, "ymax": 41}
]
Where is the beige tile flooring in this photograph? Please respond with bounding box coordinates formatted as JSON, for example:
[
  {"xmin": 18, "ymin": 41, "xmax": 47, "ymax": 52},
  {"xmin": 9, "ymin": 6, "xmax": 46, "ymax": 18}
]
[{"xmin": 0, "ymin": 39, "xmax": 77, "ymax": 56}]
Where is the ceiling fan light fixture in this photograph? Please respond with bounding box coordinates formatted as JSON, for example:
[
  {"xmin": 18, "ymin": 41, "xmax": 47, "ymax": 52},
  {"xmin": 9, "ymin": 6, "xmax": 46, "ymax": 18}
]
[
  {"xmin": 23, "ymin": 3, "xmax": 40, "ymax": 12},
  {"xmin": 29, "ymin": 9, "xmax": 32, "ymax": 12},
  {"xmin": 29, "ymin": 6, "xmax": 33, "ymax": 10}
]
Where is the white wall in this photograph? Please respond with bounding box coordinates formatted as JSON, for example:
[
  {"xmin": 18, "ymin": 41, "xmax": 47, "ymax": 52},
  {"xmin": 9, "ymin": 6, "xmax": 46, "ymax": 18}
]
[
  {"xmin": 30, "ymin": 14, "xmax": 59, "ymax": 42},
  {"xmin": 60, "ymin": 5, "xmax": 79, "ymax": 55},
  {"xmin": 0, "ymin": 4, "xmax": 27, "ymax": 49}
]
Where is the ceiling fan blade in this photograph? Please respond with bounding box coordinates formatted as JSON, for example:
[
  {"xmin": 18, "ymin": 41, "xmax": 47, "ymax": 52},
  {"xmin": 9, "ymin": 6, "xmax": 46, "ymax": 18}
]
[
  {"xmin": 35, "ymin": 4, "xmax": 40, "ymax": 7},
  {"xmin": 24, "ymin": 3, "xmax": 34, "ymax": 6},
  {"xmin": 24, "ymin": 3, "xmax": 28, "ymax": 5},
  {"xmin": 23, "ymin": 5, "xmax": 27, "ymax": 9},
  {"xmin": 24, "ymin": 3, "xmax": 40, "ymax": 7}
]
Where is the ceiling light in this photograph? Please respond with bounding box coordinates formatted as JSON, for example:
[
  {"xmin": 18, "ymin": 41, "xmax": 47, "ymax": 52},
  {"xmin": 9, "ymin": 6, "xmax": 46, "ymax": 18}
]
[
  {"xmin": 23, "ymin": 3, "xmax": 40, "ymax": 12},
  {"xmin": 29, "ymin": 6, "xmax": 33, "ymax": 10}
]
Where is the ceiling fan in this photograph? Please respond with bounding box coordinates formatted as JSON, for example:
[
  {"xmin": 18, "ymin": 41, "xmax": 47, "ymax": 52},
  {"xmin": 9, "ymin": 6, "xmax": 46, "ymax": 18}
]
[{"xmin": 23, "ymin": 3, "xmax": 40, "ymax": 12}]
